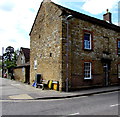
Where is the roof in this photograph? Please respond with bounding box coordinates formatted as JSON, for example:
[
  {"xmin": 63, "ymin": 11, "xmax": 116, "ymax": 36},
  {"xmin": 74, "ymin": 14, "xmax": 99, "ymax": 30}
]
[
  {"xmin": 29, "ymin": 0, "xmax": 120, "ymax": 35},
  {"xmin": 20, "ymin": 47, "xmax": 30, "ymax": 62},
  {"xmin": 14, "ymin": 63, "xmax": 30, "ymax": 68},
  {"xmin": 52, "ymin": 2, "xmax": 120, "ymax": 32}
]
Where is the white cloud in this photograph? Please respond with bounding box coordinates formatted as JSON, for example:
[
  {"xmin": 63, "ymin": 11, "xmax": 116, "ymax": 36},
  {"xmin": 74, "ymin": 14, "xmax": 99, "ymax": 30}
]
[
  {"xmin": 0, "ymin": 0, "xmax": 119, "ymax": 55},
  {"xmin": 0, "ymin": 1, "xmax": 15, "ymax": 11},
  {"xmin": 82, "ymin": 0, "xmax": 119, "ymax": 14},
  {"xmin": 0, "ymin": 0, "xmax": 42, "ymax": 55}
]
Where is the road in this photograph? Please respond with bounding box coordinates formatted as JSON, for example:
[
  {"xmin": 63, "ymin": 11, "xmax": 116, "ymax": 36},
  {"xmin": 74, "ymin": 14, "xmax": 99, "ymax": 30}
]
[
  {"xmin": 2, "ymin": 91, "xmax": 119, "ymax": 116},
  {"xmin": 0, "ymin": 78, "xmax": 119, "ymax": 116}
]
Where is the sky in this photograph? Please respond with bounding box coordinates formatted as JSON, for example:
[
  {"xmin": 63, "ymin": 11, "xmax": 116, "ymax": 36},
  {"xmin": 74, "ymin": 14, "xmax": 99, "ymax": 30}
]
[{"xmin": 0, "ymin": 0, "xmax": 120, "ymax": 55}]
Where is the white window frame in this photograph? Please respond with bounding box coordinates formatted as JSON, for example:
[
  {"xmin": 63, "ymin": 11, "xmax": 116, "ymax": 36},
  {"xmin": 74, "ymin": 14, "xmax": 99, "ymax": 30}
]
[
  {"xmin": 34, "ymin": 60, "xmax": 37, "ymax": 70},
  {"xmin": 84, "ymin": 62, "xmax": 92, "ymax": 79},
  {"xmin": 84, "ymin": 33, "xmax": 92, "ymax": 50},
  {"xmin": 118, "ymin": 64, "xmax": 120, "ymax": 78}
]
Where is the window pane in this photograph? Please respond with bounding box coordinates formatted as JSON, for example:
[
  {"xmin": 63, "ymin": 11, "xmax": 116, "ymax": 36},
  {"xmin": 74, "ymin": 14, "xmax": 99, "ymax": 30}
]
[
  {"xmin": 34, "ymin": 60, "xmax": 37, "ymax": 70},
  {"xmin": 118, "ymin": 48, "xmax": 120, "ymax": 54},
  {"xmin": 84, "ymin": 40, "xmax": 90, "ymax": 49},
  {"xmin": 84, "ymin": 33, "xmax": 91, "ymax": 49},
  {"xmin": 84, "ymin": 34, "xmax": 90, "ymax": 40},
  {"xmin": 84, "ymin": 62, "xmax": 91, "ymax": 79},
  {"xmin": 117, "ymin": 41, "xmax": 120, "ymax": 55},
  {"xmin": 118, "ymin": 41, "xmax": 120, "ymax": 48}
]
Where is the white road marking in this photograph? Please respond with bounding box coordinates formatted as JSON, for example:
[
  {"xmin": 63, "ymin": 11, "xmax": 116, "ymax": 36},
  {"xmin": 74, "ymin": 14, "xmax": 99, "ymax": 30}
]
[
  {"xmin": 72, "ymin": 96, "xmax": 88, "ymax": 98},
  {"xmin": 0, "ymin": 95, "xmax": 89, "ymax": 103},
  {"xmin": 0, "ymin": 99, "xmax": 71, "ymax": 103},
  {"xmin": 93, "ymin": 91, "xmax": 119, "ymax": 96},
  {"xmin": 11, "ymin": 84, "xmax": 20, "ymax": 86},
  {"xmin": 69, "ymin": 112, "xmax": 80, "ymax": 115},
  {"xmin": 0, "ymin": 95, "xmax": 88, "ymax": 102},
  {"xmin": 110, "ymin": 104, "xmax": 120, "ymax": 107},
  {"xmin": 0, "ymin": 99, "xmax": 41, "ymax": 102}
]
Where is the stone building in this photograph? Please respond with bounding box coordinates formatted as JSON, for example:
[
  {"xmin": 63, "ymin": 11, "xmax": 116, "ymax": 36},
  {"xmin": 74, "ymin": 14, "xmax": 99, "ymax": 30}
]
[
  {"xmin": 30, "ymin": 0, "xmax": 120, "ymax": 91},
  {"xmin": 14, "ymin": 47, "xmax": 30, "ymax": 83}
]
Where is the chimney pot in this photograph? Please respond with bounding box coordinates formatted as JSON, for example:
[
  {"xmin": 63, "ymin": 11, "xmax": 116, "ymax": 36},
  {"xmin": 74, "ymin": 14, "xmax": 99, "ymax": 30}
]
[{"xmin": 106, "ymin": 9, "xmax": 109, "ymax": 13}]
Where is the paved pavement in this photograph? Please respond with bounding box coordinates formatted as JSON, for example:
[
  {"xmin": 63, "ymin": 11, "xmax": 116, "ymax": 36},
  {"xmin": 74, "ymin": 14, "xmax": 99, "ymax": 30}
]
[{"xmin": 1, "ymin": 77, "xmax": 120, "ymax": 100}]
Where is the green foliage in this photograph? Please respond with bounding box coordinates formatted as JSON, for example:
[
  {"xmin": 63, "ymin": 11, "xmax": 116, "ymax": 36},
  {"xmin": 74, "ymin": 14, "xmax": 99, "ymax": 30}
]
[
  {"xmin": 3, "ymin": 46, "xmax": 17, "ymax": 70},
  {"xmin": 0, "ymin": 61, "xmax": 2, "ymax": 65},
  {"xmin": 4, "ymin": 59, "xmax": 16, "ymax": 69}
]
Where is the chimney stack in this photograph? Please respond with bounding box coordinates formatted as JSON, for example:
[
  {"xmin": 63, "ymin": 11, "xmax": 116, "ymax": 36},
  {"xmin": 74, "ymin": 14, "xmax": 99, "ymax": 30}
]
[
  {"xmin": 103, "ymin": 9, "xmax": 112, "ymax": 23},
  {"xmin": 43, "ymin": 0, "xmax": 51, "ymax": 3}
]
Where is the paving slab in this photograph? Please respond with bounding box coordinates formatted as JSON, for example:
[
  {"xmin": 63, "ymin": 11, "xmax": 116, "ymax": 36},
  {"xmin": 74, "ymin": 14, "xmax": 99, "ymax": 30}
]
[{"xmin": 9, "ymin": 94, "xmax": 33, "ymax": 100}]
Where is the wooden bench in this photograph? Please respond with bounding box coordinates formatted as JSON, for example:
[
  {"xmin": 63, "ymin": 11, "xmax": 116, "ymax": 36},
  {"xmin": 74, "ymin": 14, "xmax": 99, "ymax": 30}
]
[{"xmin": 36, "ymin": 80, "xmax": 48, "ymax": 90}]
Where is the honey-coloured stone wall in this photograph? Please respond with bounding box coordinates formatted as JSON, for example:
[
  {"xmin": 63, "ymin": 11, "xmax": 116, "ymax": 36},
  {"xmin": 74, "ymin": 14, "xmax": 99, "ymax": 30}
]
[
  {"xmin": 30, "ymin": 1, "xmax": 63, "ymax": 91},
  {"xmin": 30, "ymin": 0, "xmax": 120, "ymax": 91},
  {"xmin": 61, "ymin": 17, "xmax": 120, "ymax": 90}
]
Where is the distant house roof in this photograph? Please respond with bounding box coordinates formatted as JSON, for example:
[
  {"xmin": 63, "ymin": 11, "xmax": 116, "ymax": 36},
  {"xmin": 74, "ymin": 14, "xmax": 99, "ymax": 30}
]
[
  {"xmin": 20, "ymin": 47, "xmax": 30, "ymax": 63},
  {"xmin": 30, "ymin": 0, "xmax": 120, "ymax": 35}
]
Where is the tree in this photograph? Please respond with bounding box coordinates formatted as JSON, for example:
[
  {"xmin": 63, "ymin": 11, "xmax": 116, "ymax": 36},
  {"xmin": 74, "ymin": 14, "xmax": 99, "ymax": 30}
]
[{"xmin": 2, "ymin": 46, "xmax": 17, "ymax": 76}]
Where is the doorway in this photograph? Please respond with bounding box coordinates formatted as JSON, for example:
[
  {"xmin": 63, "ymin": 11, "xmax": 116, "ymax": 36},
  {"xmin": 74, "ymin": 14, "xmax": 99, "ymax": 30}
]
[{"xmin": 25, "ymin": 66, "xmax": 30, "ymax": 84}]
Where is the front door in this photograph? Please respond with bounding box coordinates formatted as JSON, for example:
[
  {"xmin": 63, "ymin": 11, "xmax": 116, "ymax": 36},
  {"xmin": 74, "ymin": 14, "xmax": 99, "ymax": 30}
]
[
  {"xmin": 103, "ymin": 63, "xmax": 109, "ymax": 86},
  {"xmin": 25, "ymin": 66, "xmax": 30, "ymax": 84}
]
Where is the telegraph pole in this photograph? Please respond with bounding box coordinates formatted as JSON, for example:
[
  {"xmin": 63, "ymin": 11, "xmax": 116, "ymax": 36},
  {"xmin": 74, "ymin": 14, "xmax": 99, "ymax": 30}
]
[
  {"xmin": 2, "ymin": 47, "xmax": 4, "ymax": 78},
  {"xmin": 65, "ymin": 15, "xmax": 73, "ymax": 92}
]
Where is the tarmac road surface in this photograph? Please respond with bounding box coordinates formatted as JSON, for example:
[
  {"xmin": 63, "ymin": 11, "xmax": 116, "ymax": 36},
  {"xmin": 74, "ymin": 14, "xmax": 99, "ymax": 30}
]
[
  {"xmin": 0, "ymin": 77, "xmax": 119, "ymax": 116},
  {"xmin": 2, "ymin": 91, "xmax": 119, "ymax": 115}
]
